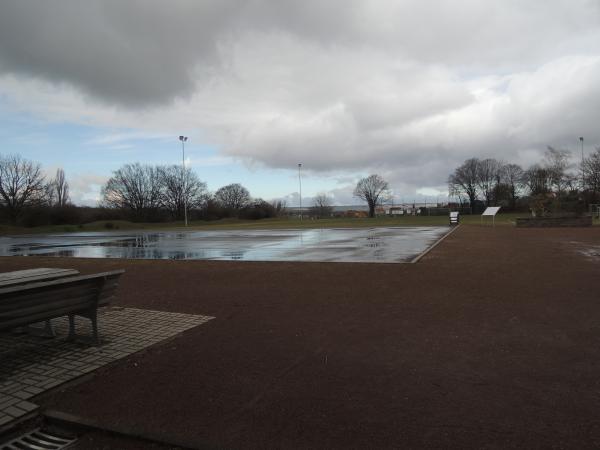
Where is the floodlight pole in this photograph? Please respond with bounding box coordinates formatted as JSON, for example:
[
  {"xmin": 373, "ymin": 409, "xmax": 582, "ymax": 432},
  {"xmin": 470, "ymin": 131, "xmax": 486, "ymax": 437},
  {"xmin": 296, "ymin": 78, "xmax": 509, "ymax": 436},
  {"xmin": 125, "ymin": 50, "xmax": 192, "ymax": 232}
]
[
  {"xmin": 179, "ymin": 135, "xmax": 188, "ymax": 227},
  {"xmin": 580, "ymin": 136, "xmax": 584, "ymax": 190},
  {"xmin": 298, "ymin": 163, "xmax": 302, "ymax": 221}
]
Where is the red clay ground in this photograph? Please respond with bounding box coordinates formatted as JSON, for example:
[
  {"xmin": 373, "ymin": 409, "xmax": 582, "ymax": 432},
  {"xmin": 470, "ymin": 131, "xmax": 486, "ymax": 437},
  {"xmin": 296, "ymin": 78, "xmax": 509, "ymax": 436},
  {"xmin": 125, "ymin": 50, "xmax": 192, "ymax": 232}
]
[{"xmin": 2, "ymin": 225, "xmax": 600, "ymax": 449}]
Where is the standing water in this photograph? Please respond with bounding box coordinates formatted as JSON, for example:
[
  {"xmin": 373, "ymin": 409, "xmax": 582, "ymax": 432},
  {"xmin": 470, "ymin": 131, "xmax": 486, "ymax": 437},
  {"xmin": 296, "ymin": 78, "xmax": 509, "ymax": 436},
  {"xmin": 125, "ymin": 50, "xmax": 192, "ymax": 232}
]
[{"xmin": 0, "ymin": 227, "xmax": 450, "ymax": 263}]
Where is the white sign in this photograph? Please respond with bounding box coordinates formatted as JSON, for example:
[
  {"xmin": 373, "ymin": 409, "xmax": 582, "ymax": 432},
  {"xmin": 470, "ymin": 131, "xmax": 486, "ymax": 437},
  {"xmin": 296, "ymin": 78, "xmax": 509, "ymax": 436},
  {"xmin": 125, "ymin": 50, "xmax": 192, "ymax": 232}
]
[
  {"xmin": 481, "ymin": 206, "xmax": 501, "ymax": 226},
  {"xmin": 482, "ymin": 206, "xmax": 501, "ymax": 216}
]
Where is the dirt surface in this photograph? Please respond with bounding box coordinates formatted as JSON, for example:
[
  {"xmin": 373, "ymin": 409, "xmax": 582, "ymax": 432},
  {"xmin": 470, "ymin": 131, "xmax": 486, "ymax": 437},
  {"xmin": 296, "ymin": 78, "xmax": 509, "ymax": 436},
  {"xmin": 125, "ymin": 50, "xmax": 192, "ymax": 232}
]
[{"xmin": 2, "ymin": 225, "xmax": 600, "ymax": 449}]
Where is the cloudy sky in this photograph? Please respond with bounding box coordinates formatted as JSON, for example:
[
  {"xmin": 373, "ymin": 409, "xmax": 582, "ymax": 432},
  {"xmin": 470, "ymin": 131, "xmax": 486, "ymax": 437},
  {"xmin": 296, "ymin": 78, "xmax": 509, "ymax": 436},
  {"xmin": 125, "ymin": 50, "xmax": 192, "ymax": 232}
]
[{"xmin": 1, "ymin": 0, "xmax": 600, "ymax": 206}]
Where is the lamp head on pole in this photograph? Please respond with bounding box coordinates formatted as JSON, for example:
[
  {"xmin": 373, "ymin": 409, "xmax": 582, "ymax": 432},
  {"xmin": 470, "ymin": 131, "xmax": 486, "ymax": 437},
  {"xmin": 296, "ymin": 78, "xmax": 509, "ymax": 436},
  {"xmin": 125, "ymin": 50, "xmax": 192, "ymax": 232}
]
[
  {"xmin": 580, "ymin": 136, "xmax": 584, "ymax": 142},
  {"xmin": 179, "ymin": 136, "xmax": 188, "ymax": 142}
]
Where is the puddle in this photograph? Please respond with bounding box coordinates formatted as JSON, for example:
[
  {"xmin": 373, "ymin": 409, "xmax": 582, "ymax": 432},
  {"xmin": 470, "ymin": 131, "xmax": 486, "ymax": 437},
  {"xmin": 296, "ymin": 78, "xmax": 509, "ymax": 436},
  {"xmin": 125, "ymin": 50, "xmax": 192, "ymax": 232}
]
[
  {"xmin": 577, "ymin": 246, "xmax": 600, "ymax": 262},
  {"xmin": 0, "ymin": 227, "xmax": 450, "ymax": 263}
]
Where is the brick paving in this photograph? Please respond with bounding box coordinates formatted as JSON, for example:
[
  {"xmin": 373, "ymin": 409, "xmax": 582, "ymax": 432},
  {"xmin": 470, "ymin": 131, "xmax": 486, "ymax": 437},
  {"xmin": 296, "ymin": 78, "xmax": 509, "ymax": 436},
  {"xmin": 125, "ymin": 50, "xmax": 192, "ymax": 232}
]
[{"xmin": 0, "ymin": 307, "xmax": 213, "ymax": 429}]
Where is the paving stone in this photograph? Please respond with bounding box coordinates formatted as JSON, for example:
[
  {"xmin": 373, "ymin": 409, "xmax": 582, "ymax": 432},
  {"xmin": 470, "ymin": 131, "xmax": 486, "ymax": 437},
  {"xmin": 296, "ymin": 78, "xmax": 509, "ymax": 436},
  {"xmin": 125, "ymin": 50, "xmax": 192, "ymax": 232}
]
[
  {"xmin": 23, "ymin": 386, "xmax": 44, "ymax": 395},
  {"xmin": 0, "ymin": 307, "xmax": 213, "ymax": 428},
  {"xmin": 11, "ymin": 391, "xmax": 31, "ymax": 400},
  {"xmin": 0, "ymin": 414, "xmax": 13, "ymax": 426},
  {"xmin": 16, "ymin": 401, "xmax": 38, "ymax": 413},
  {"xmin": 4, "ymin": 405, "xmax": 25, "ymax": 418},
  {"xmin": 0, "ymin": 396, "xmax": 19, "ymax": 410}
]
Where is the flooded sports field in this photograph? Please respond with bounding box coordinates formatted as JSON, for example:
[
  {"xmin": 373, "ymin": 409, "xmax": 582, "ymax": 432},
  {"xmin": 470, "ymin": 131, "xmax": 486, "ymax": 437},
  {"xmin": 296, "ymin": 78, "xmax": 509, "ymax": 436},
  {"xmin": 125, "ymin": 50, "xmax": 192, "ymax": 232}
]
[{"xmin": 0, "ymin": 227, "xmax": 451, "ymax": 263}]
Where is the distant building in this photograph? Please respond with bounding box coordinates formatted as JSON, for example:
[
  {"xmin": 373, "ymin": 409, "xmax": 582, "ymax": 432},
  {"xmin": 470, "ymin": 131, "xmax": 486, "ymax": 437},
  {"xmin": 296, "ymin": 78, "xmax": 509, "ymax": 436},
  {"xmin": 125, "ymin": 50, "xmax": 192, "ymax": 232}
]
[{"xmin": 338, "ymin": 210, "xmax": 368, "ymax": 218}]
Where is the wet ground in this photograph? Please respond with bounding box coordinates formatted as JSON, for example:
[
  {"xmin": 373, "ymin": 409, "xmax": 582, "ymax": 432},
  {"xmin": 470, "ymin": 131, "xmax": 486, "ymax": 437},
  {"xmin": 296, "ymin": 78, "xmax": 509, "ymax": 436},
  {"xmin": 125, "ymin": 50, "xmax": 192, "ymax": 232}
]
[
  {"xmin": 2, "ymin": 225, "xmax": 599, "ymax": 449},
  {"xmin": 0, "ymin": 227, "xmax": 450, "ymax": 263},
  {"xmin": 1, "ymin": 226, "xmax": 600, "ymax": 448}
]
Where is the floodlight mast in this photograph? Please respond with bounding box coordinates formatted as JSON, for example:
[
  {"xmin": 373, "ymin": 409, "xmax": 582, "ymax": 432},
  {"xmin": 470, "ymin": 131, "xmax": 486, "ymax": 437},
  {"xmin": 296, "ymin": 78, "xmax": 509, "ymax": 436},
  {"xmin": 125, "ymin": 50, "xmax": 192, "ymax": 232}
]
[
  {"xmin": 298, "ymin": 163, "xmax": 302, "ymax": 221},
  {"xmin": 580, "ymin": 136, "xmax": 584, "ymax": 190},
  {"xmin": 179, "ymin": 135, "xmax": 188, "ymax": 227}
]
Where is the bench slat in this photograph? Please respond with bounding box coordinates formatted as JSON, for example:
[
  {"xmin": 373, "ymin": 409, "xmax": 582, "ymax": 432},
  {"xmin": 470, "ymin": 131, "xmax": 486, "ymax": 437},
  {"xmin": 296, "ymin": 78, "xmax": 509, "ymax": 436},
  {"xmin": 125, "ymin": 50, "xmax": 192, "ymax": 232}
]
[
  {"xmin": 0, "ymin": 292, "xmax": 99, "ymax": 320},
  {"xmin": 0, "ymin": 268, "xmax": 80, "ymax": 287},
  {"xmin": 0, "ymin": 277, "xmax": 118, "ymax": 303},
  {"xmin": 0, "ymin": 283, "xmax": 104, "ymax": 311},
  {"xmin": 0, "ymin": 270, "xmax": 124, "ymax": 295}
]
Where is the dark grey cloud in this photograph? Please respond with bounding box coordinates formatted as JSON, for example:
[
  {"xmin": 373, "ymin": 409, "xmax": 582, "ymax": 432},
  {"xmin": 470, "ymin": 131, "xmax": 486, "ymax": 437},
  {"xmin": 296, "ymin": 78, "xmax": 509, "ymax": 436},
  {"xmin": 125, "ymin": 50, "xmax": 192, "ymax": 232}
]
[
  {"xmin": 0, "ymin": 1, "xmax": 237, "ymax": 105},
  {"xmin": 2, "ymin": 0, "xmax": 599, "ymax": 107},
  {"xmin": 0, "ymin": 0, "xmax": 363, "ymax": 106}
]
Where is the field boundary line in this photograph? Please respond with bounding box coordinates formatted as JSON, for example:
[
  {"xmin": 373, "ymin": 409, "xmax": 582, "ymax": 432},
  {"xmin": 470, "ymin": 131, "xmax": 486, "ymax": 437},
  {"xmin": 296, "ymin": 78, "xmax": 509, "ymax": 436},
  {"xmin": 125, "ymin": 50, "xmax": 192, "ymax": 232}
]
[{"xmin": 411, "ymin": 225, "xmax": 460, "ymax": 264}]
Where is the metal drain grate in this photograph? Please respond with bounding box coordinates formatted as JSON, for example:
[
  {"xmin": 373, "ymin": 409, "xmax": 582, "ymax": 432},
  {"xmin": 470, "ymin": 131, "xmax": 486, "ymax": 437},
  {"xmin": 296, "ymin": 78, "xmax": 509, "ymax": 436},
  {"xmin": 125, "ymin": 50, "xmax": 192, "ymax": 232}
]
[{"xmin": 1, "ymin": 428, "xmax": 77, "ymax": 450}]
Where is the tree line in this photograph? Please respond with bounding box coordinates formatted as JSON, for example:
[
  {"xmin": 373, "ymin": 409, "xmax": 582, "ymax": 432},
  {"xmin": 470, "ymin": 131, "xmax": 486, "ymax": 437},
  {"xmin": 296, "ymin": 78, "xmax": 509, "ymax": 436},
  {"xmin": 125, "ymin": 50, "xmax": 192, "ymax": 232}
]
[
  {"xmin": 101, "ymin": 162, "xmax": 284, "ymax": 222},
  {"xmin": 448, "ymin": 146, "xmax": 600, "ymax": 215},
  {"xmin": 0, "ymin": 155, "xmax": 285, "ymax": 226},
  {"xmin": 0, "ymin": 152, "xmax": 395, "ymax": 226},
  {"xmin": 0, "ymin": 154, "xmax": 71, "ymax": 225}
]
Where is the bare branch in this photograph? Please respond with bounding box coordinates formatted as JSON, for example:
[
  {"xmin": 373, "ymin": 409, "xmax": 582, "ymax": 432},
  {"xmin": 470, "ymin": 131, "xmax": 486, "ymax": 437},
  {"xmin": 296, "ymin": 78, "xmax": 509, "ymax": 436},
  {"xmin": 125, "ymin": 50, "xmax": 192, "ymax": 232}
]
[
  {"xmin": 0, "ymin": 154, "xmax": 46, "ymax": 223},
  {"xmin": 353, "ymin": 174, "xmax": 389, "ymax": 218}
]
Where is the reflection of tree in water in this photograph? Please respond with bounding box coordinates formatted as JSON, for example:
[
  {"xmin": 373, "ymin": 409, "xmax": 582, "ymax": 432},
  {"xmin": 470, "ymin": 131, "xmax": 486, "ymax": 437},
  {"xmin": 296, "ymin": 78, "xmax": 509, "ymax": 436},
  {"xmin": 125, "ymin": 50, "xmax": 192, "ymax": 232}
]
[
  {"xmin": 225, "ymin": 251, "xmax": 245, "ymax": 260},
  {"xmin": 365, "ymin": 232, "xmax": 387, "ymax": 260},
  {"xmin": 365, "ymin": 233, "xmax": 383, "ymax": 248},
  {"xmin": 8, "ymin": 245, "xmax": 30, "ymax": 254},
  {"xmin": 166, "ymin": 250, "xmax": 214, "ymax": 260},
  {"xmin": 134, "ymin": 234, "xmax": 160, "ymax": 248},
  {"xmin": 35, "ymin": 249, "xmax": 74, "ymax": 257},
  {"xmin": 373, "ymin": 247, "xmax": 386, "ymax": 260},
  {"xmin": 167, "ymin": 251, "xmax": 210, "ymax": 260},
  {"xmin": 100, "ymin": 234, "xmax": 161, "ymax": 249}
]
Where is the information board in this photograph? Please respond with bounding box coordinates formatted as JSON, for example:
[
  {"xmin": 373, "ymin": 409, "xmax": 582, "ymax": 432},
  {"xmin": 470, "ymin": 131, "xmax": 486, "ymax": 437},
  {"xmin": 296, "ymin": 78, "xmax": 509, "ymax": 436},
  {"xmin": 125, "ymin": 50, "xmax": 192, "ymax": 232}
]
[
  {"xmin": 482, "ymin": 206, "xmax": 501, "ymax": 216},
  {"xmin": 481, "ymin": 206, "xmax": 501, "ymax": 226}
]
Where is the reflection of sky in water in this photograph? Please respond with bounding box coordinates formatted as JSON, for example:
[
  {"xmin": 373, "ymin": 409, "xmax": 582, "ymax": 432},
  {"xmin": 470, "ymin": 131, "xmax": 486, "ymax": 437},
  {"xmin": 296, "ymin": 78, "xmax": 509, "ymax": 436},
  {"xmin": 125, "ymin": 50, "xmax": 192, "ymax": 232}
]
[{"xmin": 0, "ymin": 227, "xmax": 450, "ymax": 263}]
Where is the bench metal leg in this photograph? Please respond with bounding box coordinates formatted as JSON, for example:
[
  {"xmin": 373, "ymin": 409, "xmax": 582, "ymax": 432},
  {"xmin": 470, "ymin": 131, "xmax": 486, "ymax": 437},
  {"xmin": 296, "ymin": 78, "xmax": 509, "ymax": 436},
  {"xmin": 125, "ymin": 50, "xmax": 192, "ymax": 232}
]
[{"xmin": 67, "ymin": 310, "xmax": 101, "ymax": 345}]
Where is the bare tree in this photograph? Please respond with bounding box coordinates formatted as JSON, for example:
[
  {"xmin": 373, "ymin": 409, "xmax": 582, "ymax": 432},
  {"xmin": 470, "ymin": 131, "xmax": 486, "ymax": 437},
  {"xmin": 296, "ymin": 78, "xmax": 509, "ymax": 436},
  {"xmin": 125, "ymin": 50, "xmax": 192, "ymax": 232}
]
[
  {"xmin": 101, "ymin": 163, "xmax": 163, "ymax": 220},
  {"xmin": 544, "ymin": 146, "xmax": 572, "ymax": 194},
  {"xmin": 44, "ymin": 181, "xmax": 56, "ymax": 207},
  {"xmin": 477, "ymin": 158, "xmax": 501, "ymax": 206},
  {"xmin": 499, "ymin": 163, "xmax": 524, "ymax": 210},
  {"xmin": 448, "ymin": 158, "xmax": 480, "ymax": 210},
  {"xmin": 582, "ymin": 147, "xmax": 600, "ymax": 197},
  {"xmin": 271, "ymin": 199, "xmax": 287, "ymax": 217},
  {"xmin": 311, "ymin": 193, "xmax": 333, "ymax": 218},
  {"xmin": 214, "ymin": 183, "xmax": 251, "ymax": 211},
  {"xmin": 524, "ymin": 164, "xmax": 552, "ymax": 195},
  {"xmin": 353, "ymin": 174, "xmax": 389, "ymax": 218},
  {"xmin": 0, "ymin": 154, "xmax": 46, "ymax": 223},
  {"xmin": 52, "ymin": 168, "xmax": 70, "ymax": 207},
  {"xmin": 159, "ymin": 165, "xmax": 208, "ymax": 220}
]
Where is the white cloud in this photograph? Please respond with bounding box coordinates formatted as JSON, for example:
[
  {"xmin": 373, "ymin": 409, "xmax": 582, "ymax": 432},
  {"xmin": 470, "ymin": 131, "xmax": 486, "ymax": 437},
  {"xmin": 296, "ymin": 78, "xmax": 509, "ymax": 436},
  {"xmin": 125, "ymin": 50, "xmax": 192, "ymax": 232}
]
[
  {"xmin": 68, "ymin": 173, "xmax": 109, "ymax": 206},
  {"xmin": 1, "ymin": 1, "xmax": 600, "ymax": 200},
  {"xmin": 85, "ymin": 132, "xmax": 172, "ymax": 146},
  {"xmin": 190, "ymin": 156, "xmax": 235, "ymax": 167}
]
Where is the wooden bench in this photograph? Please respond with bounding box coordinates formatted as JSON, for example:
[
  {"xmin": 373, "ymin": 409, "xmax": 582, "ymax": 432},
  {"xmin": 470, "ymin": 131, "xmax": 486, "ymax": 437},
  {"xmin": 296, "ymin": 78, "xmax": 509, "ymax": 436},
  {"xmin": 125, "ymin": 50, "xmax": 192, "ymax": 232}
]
[{"xmin": 0, "ymin": 270, "xmax": 125, "ymax": 344}]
